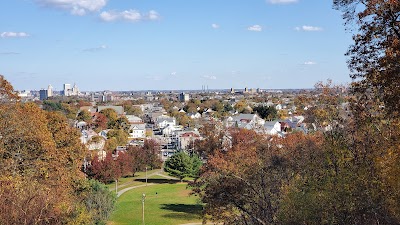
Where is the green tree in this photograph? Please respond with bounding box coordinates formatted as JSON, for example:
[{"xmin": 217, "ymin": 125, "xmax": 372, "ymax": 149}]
[
  {"xmin": 164, "ymin": 151, "xmax": 192, "ymax": 181},
  {"xmin": 253, "ymin": 105, "xmax": 277, "ymax": 120},
  {"xmin": 78, "ymin": 179, "xmax": 116, "ymax": 225}
]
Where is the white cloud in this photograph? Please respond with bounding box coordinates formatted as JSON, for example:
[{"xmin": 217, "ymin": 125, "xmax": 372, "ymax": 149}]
[
  {"xmin": 202, "ymin": 75, "xmax": 217, "ymax": 80},
  {"xmin": 170, "ymin": 72, "xmax": 177, "ymax": 76},
  {"xmin": 100, "ymin": 9, "xmax": 160, "ymax": 22},
  {"xmin": 211, "ymin": 23, "xmax": 220, "ymax": 29},
  {"xmin": 1, "ymin": 32, "xmax": 30, "ymax": 38},
  {"xmin": 268, "ymin": 0, "xmax": 298, "ymax": 4},
  {"xmin": 148, "ymin": 10, "xmax": 160, "ymax": 21},
  {"xmin": 247, "ymin": 25, "xmax": 262, "ymax": 32},
  {"xmin": 0, "ymin": 52, "xmax": 20, "ymax": 55},
  {"xmin": 37, "ymin": 0, "xmax": 107, "ymax": 15},
  {"xmin": 295, "ymin": 25, "xmax": 323, "ymax": 31},
  {"xmin": 83, "ymin": 45, "xmax": 107, "ymax": 52},
  {"xmin": 303, "ymin": 61, "xmax": 317, "ymax": 65}
]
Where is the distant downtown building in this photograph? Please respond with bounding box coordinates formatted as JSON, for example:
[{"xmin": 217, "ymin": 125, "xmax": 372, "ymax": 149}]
[
  {"xmin": 179, "ymin": 92, "xmax": 189, "ymax": 102},
  {"xmin": 63, "ymin": 83, "xmax": 80, "ymax": 96},
  {"xmin": 39, "ymin": 84, "xmax": 53, "ymax": 100}
]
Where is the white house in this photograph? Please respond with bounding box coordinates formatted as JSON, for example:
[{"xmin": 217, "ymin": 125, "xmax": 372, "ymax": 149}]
[
  {"xmin": 263, "ymin": 121, "xmax": 282, "ymax": 136},
  {"xmin": 187, "ymin": 112, "xmax": 201, "ymax": 119},
  {"xmin": 156, "ymin": 115, "xmax": 176, "ymax": 129},
  {"xmin": 129, "ymin": 123, "xmax": 146, "ymax": 139},
  {"xmin": 162, "ymin": 124, "xmax": 183, "ymax": 136},
  {"xmin": 226, "ymin": 113, "xmax": 265, "ymax": 129}
]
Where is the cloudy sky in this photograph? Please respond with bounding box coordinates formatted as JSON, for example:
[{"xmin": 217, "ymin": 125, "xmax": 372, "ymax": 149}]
[{"xmin": 1, "ymin": 0, "xmax": 353, "ymax": 91}]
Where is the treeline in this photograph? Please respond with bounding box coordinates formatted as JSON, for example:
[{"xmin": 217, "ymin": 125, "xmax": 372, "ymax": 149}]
[
  {"xmin": 192, "ymin": 116, "xmax": 400, "ymax": 224},
  {"xmin": 190, "ymin": 0, "xmax": 400, "ymax": 223},
  {"xmin": 86, "ymin": 140, "xmax": 162, "ymax": 184}
]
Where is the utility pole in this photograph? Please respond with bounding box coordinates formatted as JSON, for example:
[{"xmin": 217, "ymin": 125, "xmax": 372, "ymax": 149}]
[
  {"xmin": 142, "ymin": 193, "xmax": 146, "ymax": 225},
  {"xmin": 115, "ymin": 179, "xmax": 118, "ymax": 194}
]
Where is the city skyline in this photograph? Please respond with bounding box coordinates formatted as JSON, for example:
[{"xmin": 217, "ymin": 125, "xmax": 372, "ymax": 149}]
[{"xmin": 1, "ymin": 0, "xmax": 353, "ymax": 91}]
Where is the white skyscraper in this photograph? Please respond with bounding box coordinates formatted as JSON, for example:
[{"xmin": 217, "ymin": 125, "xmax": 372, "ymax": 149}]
[
  {"xmin": 47, "ymin": 84, "xmax": 53, "ymax": 97},
  {"xmin": 72, "ymin": 83, "xmax": 79, "ymax": 96},
  {"xmin": 63, "ymin": 83, "xmax": 71, "ymax": 96}
]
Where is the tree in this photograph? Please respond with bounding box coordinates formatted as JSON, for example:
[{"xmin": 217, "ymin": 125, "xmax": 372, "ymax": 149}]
[
  {"xmin": 142, "ymin": 140, "xmax": 162, "ymax": 170},
  {"xmin": 93, "ymin": 113, "xmax": 108, "ymax": 131},
  {"xmin": 164, "ymin": 151, "xmax": 201, "ymax": 181},
  {"xmin": 0, "ymin": 74, "xmax": 20, "ymax": 101},
  {"xmin": 333, "ymin": 0, "xmax": 400, "ymax": 118},
  {"xmin": 77, "ymin": 110, "xmax": 92, "ymax": 123},
  {"xmin": 99, "ymin": 108, "xmax": 118, "ymax": 128},
  {"xmin": 0, "ymin": 76, "xmax": 116, "ymax": 224},
  {"xmin": 128, "ymin": 140, "xmax": 162, "ymax": 172},
  {"xmin": 77, "ymin": 179, "xmax": 116, "ymax": 225},
  {"xmin": 253, "ymin": 105, "xmax": 277, "ymax": 120},
  {"xmin": 89, "ymin": 152, "xmax": 121, "ymax": 184},
  {"xmin": 106, "ymin": 129, "xmax": 128, "ymax": 150}
]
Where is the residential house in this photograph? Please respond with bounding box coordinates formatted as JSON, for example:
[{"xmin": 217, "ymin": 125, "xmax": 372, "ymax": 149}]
[
  {"xmin": 129, "ymin": 123, "xmax": 146, "ymax": 139},
  {"xmin": 162, "ymin": 124, "xmax": 183, "ymax": 136},
  {"xmin": 187, "ymin": 112, "xmax": 201, "ymax": 119},
  {"xmin": 226, "ymin": 113, "xmax": 265, "ymax": 129},
  {"xmin": 176, "ymin": 130, "xmax": 201, "ymax": 150},
  {"xmin": 126, "ymin": 115, "xmax": 143, "ymax": 124},
  {"xmin": 156, "ymin": 115, "xmax": 176, "ymax": 129}
]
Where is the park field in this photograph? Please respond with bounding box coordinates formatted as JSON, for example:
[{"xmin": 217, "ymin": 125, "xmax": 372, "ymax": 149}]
[{"xmin": 108, "ymin": 182, "xmax": 203, "ymax": 225}]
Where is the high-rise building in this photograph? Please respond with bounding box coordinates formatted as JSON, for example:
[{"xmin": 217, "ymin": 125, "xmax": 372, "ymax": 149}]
[
  {"xmin": 39, "ymin": 89, "xmax": 48, "ymax": 100},
  {"xmin": 47, "ymin": 85, "xmax": 53, "ymax": 97},
  {"xmin": 179, "ymin": 92, "xmax": 189, "ymax": 102},
  {"xmin": 72, "ymin": 83, "xmax": 79, "ymax": 96},
  {"xmin": 63, "ymin": 83, "xmax": 71, "ymax": 96}
]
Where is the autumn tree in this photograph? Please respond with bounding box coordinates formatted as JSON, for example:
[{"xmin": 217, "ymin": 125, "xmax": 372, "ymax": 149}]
[
  {"xmin": 89, "ymin": 152, "xmax": 121, "ymax": 184},
  {"xmin": 192, "ymin": 129, "xmax": 297, "ymax": 224},
  {"xmin": 93, "ymin": 113, "xmax": 108, "ymax": 131},
  {"xmin": 332, "ymin": 1, "xmax": 400, "ymax": 222},
  {"xmin": 334, "ymin": 0, "xmax": 400, "ymax": 118},
  {"xmin": 77, "ymin": 109, "xmax": 92, "ymax": 123},
  {"xmin": 0, "ymin": 75, "xmax": 20, "ymax": 101},
  {"xmin": 129, "ymin": 140, "xmax": 162, "ymax": 171},
  {"xmin": 0, "ymin": 78, "xmax": 91, "ymax": 224},
  {"xmin": 99, "ymin": 108, "xmax": 118, "ymax": 128}
]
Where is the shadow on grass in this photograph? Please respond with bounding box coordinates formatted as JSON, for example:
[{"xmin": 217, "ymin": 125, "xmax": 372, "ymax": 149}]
[
  {"xmin": 135, "ymin": 178, "xmax": 180, "ymax": 184},
  {"xmin": 160, "ymin": 204, "xmax": 203, "ymax": 219}
]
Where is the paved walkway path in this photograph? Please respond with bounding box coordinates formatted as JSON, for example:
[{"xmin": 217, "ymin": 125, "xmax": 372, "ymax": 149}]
[
  {"xmin": 117, "ymin": 183, "xmax": 157, "ymax": 197},
  {"xmin": 115, "ymin": 169, "xmax": 179, "ymax": 197}
]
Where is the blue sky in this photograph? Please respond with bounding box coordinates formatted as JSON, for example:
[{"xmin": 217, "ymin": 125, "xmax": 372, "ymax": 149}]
[{"xmin": 1, "ymin": 0, "xmax": 353, "ymax": 91}]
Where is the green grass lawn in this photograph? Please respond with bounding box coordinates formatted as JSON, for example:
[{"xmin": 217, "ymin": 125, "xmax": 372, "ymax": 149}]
[{"xmin": 108, "ymin": 183, "xmax": 202, "ymax": 225}]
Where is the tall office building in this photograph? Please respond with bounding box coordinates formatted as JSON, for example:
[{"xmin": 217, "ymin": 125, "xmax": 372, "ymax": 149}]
[
  {"xmin": 63, "ymin": 83, "xmax": 71, "ymax": 96},
  {"xmin": 39, "ymin": 89, "xmax": 48, "ymax": 100},
  {"xmin": 47, "ymin": 84, "xmax": 53, "ymax": 97},
  {"xmin": 179, "ymin": 92, "xmax": 190, "ymax": 102},
  {"xmin": 72, "ymin": 83, "xmax": 79, "ymax": 96}
]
